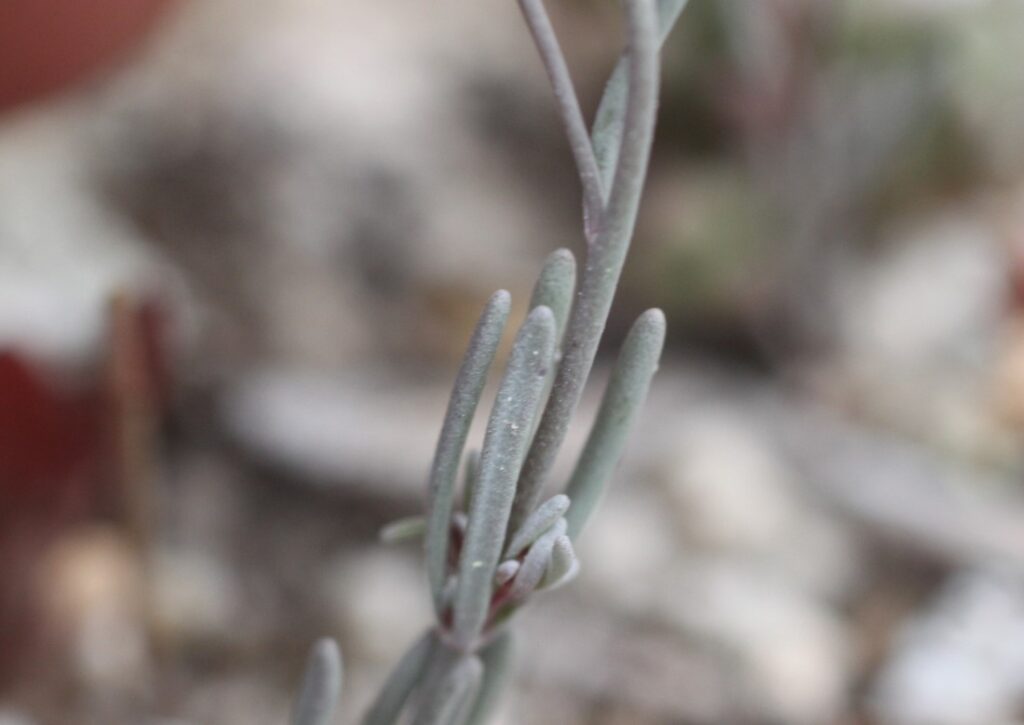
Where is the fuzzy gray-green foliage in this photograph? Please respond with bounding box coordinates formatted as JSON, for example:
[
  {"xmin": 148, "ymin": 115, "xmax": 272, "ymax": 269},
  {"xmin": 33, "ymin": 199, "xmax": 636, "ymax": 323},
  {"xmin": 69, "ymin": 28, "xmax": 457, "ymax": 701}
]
[
  {"xmin": 425, "ymin": 290, "xmax": 511, "ymax": 616},
  {"xmin": 292, "ymin": 1, "xmax": 684, "ymax": 723},
  {"xmin": 291, "ymin": 639, "xmax": 342, "ymax": 725},
  {"xmin": 362, "ymin": 631, "xmax": 435, "ymax": 725},
  {"xmin": 464, "ymin": 633, "xmax": 514, "ymax": 725},
  {"xmin": 564, "ymin": 308, "xmax": 666, "ymax": 539},
  {"xmin": 451, "ymin": 305, "xmax": 556, "ymax": 648},
  {"xmin": 506, "ymin": 0, "xmax": 667, "ymax": 534},
  {"xmin": 410, "ymin": 653, "xmax": 483, "ymax": 725}
]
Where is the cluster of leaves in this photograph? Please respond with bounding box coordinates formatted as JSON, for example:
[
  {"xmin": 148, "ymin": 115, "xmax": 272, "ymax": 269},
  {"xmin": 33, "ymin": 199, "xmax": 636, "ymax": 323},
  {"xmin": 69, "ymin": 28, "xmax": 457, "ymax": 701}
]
[{"xmin": 291, "ymin": 1, "xmax": 687, "ymax": 723}]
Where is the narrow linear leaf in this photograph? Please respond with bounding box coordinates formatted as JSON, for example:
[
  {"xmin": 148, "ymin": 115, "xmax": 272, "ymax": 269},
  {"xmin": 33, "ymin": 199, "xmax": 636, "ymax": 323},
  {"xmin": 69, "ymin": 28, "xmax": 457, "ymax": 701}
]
[
  {"xmin": 426, "ymin": 290, "xmax": 511, "ymax": 615},
  {"xmin": 410, "ymin": 654, "xmax": 483, "ymax": 725},
  {"xmin": 292, "ymin": 638, "xmax": 342, "ymax": 725},
  {"xmin": 528, "ymin": 249, "xmax": 577, "ymax": 438},
  {"xmin": 362, "ymin": 630, "xmax": 436, "ymax": 725},
  {"xmin": 379, "ymin": 515, "xmax": 426, "ymax": 544},
  {"xmin": 460, "ymin": 448, "xmax": 480, "ymax": 513},
  {"xmin": 452, "ymin": 306, "xmax": 556, "ymax": 648},
  {"xmin": 565, "ymin": 309, "xmax": 665, "ymax": 540},
  {"xmin": 592, "ymin": 0, "xmax": 690, "ymax": 194},
  {"xmin": 529, "ymin": 249, "xmax": 577, "ymax": 347},
  {"xmin": 465, "ymin": 633, "xmax": 515, "ymax": 725},
  {"xmin": 508, "ymin": 518, "xmax": 567, "ymax": 602},
  {"xmin": 504, "ymin": 494, "xmax": 570, "ymax": 559},
  {"xmin": 540, "ymin": 535, "xmax": 580, "ymax": 591},
  {"xmin": 509, "ymin": 0, "xmax": 662, "ymax": 536}
]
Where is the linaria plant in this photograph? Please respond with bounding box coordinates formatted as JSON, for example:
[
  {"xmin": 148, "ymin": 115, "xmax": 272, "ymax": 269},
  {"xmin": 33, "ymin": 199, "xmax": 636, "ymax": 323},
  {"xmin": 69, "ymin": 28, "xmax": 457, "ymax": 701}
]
[{"xmin": 290, "ymin": 1, "xmax": 688, "ymax": 723}]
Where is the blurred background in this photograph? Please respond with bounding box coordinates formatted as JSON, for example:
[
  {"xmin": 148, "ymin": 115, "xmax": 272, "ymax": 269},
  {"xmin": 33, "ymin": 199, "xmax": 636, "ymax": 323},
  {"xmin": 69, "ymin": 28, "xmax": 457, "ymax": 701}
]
[{"xmin": 1, "ymin": 0, "xmax": 1024, "ymax": 723}]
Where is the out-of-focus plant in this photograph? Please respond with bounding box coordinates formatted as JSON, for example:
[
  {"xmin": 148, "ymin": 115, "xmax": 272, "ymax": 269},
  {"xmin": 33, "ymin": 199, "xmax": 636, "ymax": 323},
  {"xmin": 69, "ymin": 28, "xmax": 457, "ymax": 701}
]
[{"xmin": 290, "ymin": 1, "xmax": 685, "ymax": 722}]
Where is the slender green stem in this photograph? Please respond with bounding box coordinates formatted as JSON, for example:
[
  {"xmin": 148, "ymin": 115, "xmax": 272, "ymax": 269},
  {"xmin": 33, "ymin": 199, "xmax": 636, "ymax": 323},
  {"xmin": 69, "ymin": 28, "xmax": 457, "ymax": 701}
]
[
  {"xmin": 509, "ymin": 0, "xmax": 662, "ymax": 534},
  {"xmin": 592, "ymin": 0, "xmax": 690, "ymax": 195},
  {"xmin": 517, "ymin": 0, "xmax": 605, "ymax": 239}
]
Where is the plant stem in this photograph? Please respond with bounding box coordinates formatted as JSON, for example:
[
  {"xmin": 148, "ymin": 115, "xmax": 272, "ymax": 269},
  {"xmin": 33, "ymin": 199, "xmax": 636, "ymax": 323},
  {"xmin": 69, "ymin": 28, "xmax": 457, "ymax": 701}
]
[
  {"xmin": 517, "ymin": 0, "xmax": 606, "ymax": 240},
  {"xmin": 509, "ymin": 0, "xmax": 661, "ymax": 535}
]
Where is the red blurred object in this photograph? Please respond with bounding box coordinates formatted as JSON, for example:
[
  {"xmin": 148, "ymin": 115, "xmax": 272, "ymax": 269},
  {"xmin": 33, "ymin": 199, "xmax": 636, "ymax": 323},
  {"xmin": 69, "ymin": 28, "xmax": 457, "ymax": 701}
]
[
  {"xmin": 0, "ymin": 0, "xmax": 178, "ymax": 113},
  {"xmin": 0, "ymin": 298, "xmax": 169, "ymax": 519},
  {"xmin": 0, "ymin": 353, "xmax": 103, "ymax": 685},
  {"xmin": 0, "ymin": 297, "xmax": 171, "ymax": 685},
  {"xmin": 0, "ymin": 353, "xmax": 101, "ymax": 518}
]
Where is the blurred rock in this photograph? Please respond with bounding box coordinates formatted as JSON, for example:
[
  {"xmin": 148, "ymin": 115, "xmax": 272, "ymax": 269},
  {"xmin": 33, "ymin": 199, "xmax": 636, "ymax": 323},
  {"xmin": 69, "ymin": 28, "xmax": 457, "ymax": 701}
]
[
  {"xmin": 149, "ymin": 548, "xmax": 240, "ymax": 646},
  {"xmin": 871, "ymin": 567, "xmax": 1024, "ymax": 725},
  {"xmin": 642, "ymin": 382, "xmax": 864, "ymax": 600},
  {"xmin": 575, "ymin": 487, "xmax": 678, "ymax": 616},
  {"xmin": 655, "ymin": 558, "xmax": 852, "ymax": 724},
  {"xmin": 223, "ymin": 368, "xmax": 446, "ymax": 495},
  {"xmin": 657, "ymin": 405, "xmax": 800, "ymax": 552},
  {"xmin": 521, "ymin": 598, "xmax": 727, "ymax": 723},
  {"xmin": 38, "ymin": 526, "xmax": 149, "ymax": 694},
  {"xmin": 508, "ymin": 687, "xmax": 590, "ymax": 725},
  {"xmin": 224, "ymin": 364, "xmax": 600, "ymax": 496},
  {"xmin": 89, "ymin": 0, "xmax": 566, "ymax": 373},
  {"xmin": 830, "ymin": 212, "xmax": 1017, "ymax": 462},
  {"xmin": 324, "ymin": 549, "xmax": 430, "ymax": 666},
  {"xmin": 0, "ymin": 0, "xmax": 581, "ymax": 383},
  {"xmin": 183, "ymin": 673, "xmax": 288, "ymax": 725},
  {"xmin": 839, "ymin": 213, "xmax": 1004, "ymax": 376},
  {"xmin": 0, "ymin": 113, "xmax": 185, "ymax": 370},
  {"xmin": 777, "ymin": 405, "xmax": 1024, "ymax": 569},
  {"xmin": 0, "ymin": 711, "xmax": 35, "ymax": 725}
]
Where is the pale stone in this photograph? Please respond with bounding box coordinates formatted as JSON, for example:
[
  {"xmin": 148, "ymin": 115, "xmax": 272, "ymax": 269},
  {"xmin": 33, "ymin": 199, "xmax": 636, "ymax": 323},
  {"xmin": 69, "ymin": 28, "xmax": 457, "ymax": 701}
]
[
  {"xmin": 656, "ymin": 558, "xmax": 851, "ymax": 724},
  {"xmin": 324, "ymin": 549, "xmax": 431, "ymax": 665},
  {"xmin": 871, "ymin": 568, "xmax": 1024, "ymax": 725}
]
